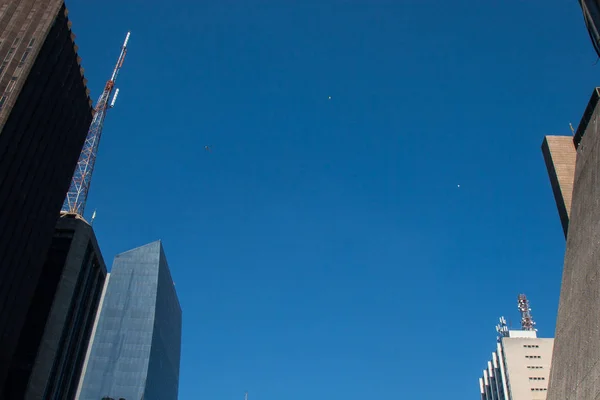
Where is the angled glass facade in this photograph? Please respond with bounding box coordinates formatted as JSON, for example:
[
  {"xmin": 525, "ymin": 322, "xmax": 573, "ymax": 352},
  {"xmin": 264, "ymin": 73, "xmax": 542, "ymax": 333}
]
[{"xmin": 76, "ymin": 241, "xmax": 182, "ymax": 400}]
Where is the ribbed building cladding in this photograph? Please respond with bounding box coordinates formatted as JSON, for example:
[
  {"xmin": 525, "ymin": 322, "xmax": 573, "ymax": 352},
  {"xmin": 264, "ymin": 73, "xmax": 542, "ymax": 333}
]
[
  {"xmin": 0, "ymin": 0, "xmax": 93, "ymax": 392},
  {"xmin": 77, "ymin": 241, "xmax": 182, "ymax": 400},
  {"xmin": 2, "ymin": 215, "xmax": 107, "ymax": 399}
]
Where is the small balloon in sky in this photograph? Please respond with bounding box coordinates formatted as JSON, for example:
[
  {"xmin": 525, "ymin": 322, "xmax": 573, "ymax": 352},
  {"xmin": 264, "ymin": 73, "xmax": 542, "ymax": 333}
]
[
  {"xmin": 328, "ymin": 96, "xmax": 331, "ymax": 100},
  {"xmin": 457, "ymin": 184, "xmax": 461, "ymax": 188}
]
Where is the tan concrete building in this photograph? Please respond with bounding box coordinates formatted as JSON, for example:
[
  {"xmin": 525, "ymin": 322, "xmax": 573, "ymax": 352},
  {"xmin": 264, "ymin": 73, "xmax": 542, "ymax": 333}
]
[
  {"xmin": 541, "ymin": 135, "xmax": 576, "ymax": 238},
  {"xmin": 480, "ymin": 324, "xmax": 554, "ymax": 399}
]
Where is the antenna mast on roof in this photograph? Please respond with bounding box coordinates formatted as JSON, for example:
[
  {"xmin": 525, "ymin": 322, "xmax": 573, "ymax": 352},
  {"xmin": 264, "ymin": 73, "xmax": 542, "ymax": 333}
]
[
  {"xmin": 62, "ymin": 31, "xmax": 130, "ymax": 217},
  {"xmin": 518, "ymin": 294, "xmax": 537, "ymax": 331},
  {"xmin": 496, "ymin": 316, "xmax": 509, "ymax": 339}
]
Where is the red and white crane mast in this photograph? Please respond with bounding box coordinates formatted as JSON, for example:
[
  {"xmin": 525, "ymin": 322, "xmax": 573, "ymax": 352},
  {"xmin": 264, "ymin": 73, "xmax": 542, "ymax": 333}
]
[{"xmin": 62, "ymin": 32, "xmax": 130, "ymax": 217}]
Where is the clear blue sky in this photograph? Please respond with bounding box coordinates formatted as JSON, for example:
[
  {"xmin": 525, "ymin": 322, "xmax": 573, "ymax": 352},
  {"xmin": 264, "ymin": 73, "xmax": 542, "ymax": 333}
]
[{"xmin": 67, "ymin": 1, "xmax": 596, "ymax": 399}]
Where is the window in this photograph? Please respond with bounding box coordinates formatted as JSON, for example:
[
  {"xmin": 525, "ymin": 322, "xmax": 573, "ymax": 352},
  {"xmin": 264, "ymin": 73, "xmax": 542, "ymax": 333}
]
[
  {"xmin": 527, "ymin": 366, "xmax": 543, "ymax": 369},
  {"xmin": 531, "ymin": 388, "xmax": 548, "ymax": 391},
  {"xmin": 529, "ymin": 377, "xmax": 546, "ymax": 381},
  {"xmin": 18, "ymin": 38, "xmax": 36, "ymax": 68},
  {"xmin": 525, "ymin": 355, "xmax": 542, "ymax": 359},
  {"xmin": 18, "ymin": 50, "xmax": 30, "ymax": 67},
  {"xmin": 4, "ymin": 47, "xmax": 14, "ymax": 62},
  {"xmin": 523, "ymin": 344, "xmax": 540, "ymax": 348},
  {"xmin": 6, "ymin": 77, "xmax": 17, "ymax": 93}
]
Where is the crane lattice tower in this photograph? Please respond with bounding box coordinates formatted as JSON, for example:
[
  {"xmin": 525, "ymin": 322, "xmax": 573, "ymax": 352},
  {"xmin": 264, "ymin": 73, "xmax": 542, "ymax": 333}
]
[{"xmin": 62, "ymin": 32, "xmax": 130, "ymax": 216}]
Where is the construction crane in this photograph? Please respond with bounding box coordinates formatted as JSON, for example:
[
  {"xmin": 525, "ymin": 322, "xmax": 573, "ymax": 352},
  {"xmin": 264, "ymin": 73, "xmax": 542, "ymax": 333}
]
[
  {"xmin": 61, "ymin": 31, "xmax": 130, "ymax": 217},
  {"xmin": 517, "ymin": 294, "xmax": 536, "ymax": 331}
]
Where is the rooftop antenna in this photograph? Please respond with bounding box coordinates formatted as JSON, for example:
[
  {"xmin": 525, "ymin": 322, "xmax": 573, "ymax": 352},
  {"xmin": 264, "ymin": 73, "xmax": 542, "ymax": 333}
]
[
  {"xmin": 90, "ymin": 209, "xmax": 97, "ymax": 226},
  {"xmin": 570, "ymin": 122, "xmax": 576, "ymax": 135},
  {"xmin": 517, "ymin": 294, "xmax": 537, "ymax": 331},
  {"xmin": 62, "ymin": 31, "xmax": 131, "ymax": 218},
  {"xmin": 496, "ymin": 316, "xmax": 509, "ymax": 339}
]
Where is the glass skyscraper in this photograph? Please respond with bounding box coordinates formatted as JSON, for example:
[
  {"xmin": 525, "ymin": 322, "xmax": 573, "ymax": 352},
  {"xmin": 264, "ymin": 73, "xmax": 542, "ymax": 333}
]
[{"xmin": 76, "ymin": 240, "xmax": 182, "ymax": 400}]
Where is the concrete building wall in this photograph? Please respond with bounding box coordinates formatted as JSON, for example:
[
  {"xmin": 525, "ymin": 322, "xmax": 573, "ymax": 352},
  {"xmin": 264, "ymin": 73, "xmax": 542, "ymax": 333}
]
[
  {"xmin": 0, "ymin": 1, "xmax": 93, "ymax": 392},
  {"xmin": 546, "ymin": 87, "xmax": 600, "ymax": 400},
  {"xmin": 502, "ymin": 337, "xmax": 554, "ymax": 399},
  {"xmin": 541, "ymin": 136, "xmax": 577, "ymax": 238}
]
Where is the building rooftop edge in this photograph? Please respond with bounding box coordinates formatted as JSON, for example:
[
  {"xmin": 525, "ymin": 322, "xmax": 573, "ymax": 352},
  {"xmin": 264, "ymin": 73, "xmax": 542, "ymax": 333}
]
[
  {"xmin": 63, "ymin": 5, "xmax": 94, "ymax": 112},
  {"xmin": 115, "ymin": 240, "xmax": 162, "ymax": 257},
  {"xmin": 574, "ymin": 87, "xmax": 600, "ymax": 148},
  {"xmin": 59, "ymin": 211, "xmax": 90, "ymax": 226}
]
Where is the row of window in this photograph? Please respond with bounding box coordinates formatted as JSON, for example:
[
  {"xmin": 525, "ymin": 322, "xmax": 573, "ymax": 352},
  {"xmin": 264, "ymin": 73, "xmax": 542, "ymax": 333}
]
[
  {"xmin": 529, "ymin": 377, "xmax": 546, "ymax": 381},
  {"xmin": 531, "ymin": 388, "xmax": 547, "ymax": 392},
  {"xmin": 525, "ymin": 355, "xmax": 542, "ymax": 359},
  {"xmin": 18, "ymin": 38, "xmax": 35, "ymax": 68},
  {"xmin": 0, "ymin": 36, "xmax": 36, "ymax": 111},
  {"xmin": 523, "ymin": 344, "xmax": 540, "ymax": 348},
  {"xmin": 527, "ymin": 366, "xmax": 543, "ymax": 369}
]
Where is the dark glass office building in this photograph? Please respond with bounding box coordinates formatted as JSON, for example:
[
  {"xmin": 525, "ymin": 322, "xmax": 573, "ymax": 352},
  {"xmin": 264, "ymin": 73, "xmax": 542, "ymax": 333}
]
[
  {"xmin": 2, "ymin": 214, "xmax": 107, "ymax": 399},
  {"xmin": 579, "ymin": 0, "xmax": 600, "ymax": 57},
  {"xmin": 0, "ymin": 0, "xmax": 93, "ymax": 391},
  {"xmin": 77, "ymin": 241, "xmax": 182, "ymax": 400}
]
